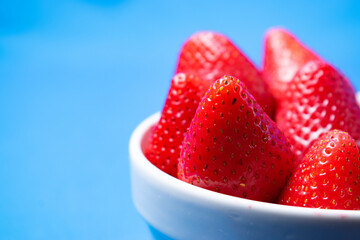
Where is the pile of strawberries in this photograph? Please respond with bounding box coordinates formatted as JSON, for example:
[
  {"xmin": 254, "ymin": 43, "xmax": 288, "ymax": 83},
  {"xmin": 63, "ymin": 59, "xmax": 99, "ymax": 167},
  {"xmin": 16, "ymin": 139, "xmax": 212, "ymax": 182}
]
[{"xmin": 144, "ymin": 28, "xmax": 360, "ymax": 210}]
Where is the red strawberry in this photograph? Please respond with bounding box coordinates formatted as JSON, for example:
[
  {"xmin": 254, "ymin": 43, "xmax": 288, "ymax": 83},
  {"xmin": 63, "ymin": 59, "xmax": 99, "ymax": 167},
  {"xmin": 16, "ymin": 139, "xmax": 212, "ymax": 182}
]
[
  {"xmin": 276, "ymin": 60, "xmax": 360, "ymax": 165},
  {"xmin": 178, "ymin": 76, "xmax": 295, "ymax": 202},
  {"xmin": 262, "ymin": 28, "xmax": 320, "ymax": 100},
  {"xmin": 277, "ymin": 130, "xmax": 360, "ymax": 210},
  {"xmin": 176, "ymin": 31, "xmax": 276, "ymax": 118},
  {"xmin": 144, "ymin": 73, "xmax": 208, "ymax": 176}
]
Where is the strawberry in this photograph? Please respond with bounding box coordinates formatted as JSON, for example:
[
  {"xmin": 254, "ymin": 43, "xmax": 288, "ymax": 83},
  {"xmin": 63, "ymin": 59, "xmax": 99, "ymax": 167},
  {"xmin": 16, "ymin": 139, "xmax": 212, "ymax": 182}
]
[
  {"xmin": 178, "ymin": 76, "xmax": 295, "ymax": 202},
  {"xmin": 276, "ymin": 60, "xmax": 360, "ymax": 165},
  {"xmin": 144, "ymin": 73, "xmax": 208, "ymax": 177},
  {"xmin": 277, "ymin": 130, "xmax": 360, "ymax": 210},
  {"xmin": 176, "ymin": 31, "xmax": 276, "ymax": 118},
  {"xmin": 262, "ymin": 28, "xmax": 320, "ymax": 100}
]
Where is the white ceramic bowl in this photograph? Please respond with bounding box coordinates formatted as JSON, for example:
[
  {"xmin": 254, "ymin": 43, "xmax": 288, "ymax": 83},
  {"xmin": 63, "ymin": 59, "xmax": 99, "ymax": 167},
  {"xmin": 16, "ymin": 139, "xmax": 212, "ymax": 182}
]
[{"xmin": 130, "ymin": 112, "xmax": 360, "ymax": 240}]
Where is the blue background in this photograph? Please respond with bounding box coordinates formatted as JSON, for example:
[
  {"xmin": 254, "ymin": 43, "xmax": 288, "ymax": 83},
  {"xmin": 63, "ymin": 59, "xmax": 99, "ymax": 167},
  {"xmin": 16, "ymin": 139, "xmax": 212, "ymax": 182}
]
[{"xmin": 0, "ymin": 0, "xmax": 359, "ymax": 239}]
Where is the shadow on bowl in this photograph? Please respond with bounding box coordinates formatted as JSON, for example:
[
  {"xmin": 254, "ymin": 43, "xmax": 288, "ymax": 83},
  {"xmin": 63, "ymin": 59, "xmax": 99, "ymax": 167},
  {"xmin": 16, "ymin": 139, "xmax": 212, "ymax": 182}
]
[{"xmin": 129, "ymin": 112, "xmax": 360, "ymax": 240}]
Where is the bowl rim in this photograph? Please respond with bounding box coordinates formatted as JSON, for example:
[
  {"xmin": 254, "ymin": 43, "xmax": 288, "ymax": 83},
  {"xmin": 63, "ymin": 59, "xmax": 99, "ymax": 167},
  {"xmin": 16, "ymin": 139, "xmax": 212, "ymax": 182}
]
[{"xmin": 130, "ymin": 112, "xmax": 360, "ymax": 220}]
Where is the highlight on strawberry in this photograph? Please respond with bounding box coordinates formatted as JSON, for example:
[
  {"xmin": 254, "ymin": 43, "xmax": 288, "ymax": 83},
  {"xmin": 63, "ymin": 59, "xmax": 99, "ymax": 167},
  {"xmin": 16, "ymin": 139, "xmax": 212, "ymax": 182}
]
[
  {"xmin": 178, "ymin": 76, "xmax": 295, "ymax": 202},
  {"xmin": 276, "ymin": 60, "xmax": 360, "ymax": 164},
  {"xmin": 277, "ymin": 130, "xmax": 360, "ymax": 210}
]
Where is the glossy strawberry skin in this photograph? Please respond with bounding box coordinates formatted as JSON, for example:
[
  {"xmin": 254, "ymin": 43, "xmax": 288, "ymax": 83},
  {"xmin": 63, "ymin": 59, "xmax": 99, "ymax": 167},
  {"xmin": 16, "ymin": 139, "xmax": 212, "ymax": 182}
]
[
  {"xmin": 277, "ymin": 130, "xmax": 360, "ymax": 210},
  {"xmin": 144, "ymin": 73, "xmax": 208, "ymax": 177},
  {"xmin": 176, "ymin": 31, "xmax": 276, "ymax": 118},
  {"xmin": 276, "ymin": 60, "xmax": 360, "ymax": 165},
  {"xmin": 262, "ymin": 28, "xmax": 320, "ymax": 100},
  {"xmin": 178, "ymin": 76, "xmax": 295, "ymax": 202}
]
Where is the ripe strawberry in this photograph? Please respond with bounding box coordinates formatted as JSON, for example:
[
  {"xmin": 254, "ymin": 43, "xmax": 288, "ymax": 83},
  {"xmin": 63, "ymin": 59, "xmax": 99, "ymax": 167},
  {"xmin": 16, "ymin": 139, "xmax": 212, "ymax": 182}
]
[
  {"xmin": 176, "ymin": 31, "xmax": 276, "ymax": 118},
  {"xmin": 178, "ymin": 76, "xmax": 295, "ymax": 202},
  {"xmin": 144, "ymin": 73, "xmax": 208, "ymax": 177},
  {"xmin": 277, "ymin": 130, "xmax": 360, "ymax": 210},
  {"xmin": 276, "ymin": 60, "xmax": 360, "ymax": 165},
  {"xmin": 262, "ymin": 28, "xmax": 320, "ymax": 100}
]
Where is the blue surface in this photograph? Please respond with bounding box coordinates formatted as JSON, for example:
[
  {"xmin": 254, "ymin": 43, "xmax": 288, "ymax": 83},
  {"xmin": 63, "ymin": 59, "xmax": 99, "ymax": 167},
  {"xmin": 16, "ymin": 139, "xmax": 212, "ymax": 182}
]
[{"xmin": 0, "ymin": 0, "xmax": 359, "ymax": 239}]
